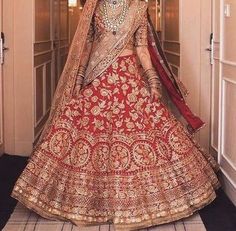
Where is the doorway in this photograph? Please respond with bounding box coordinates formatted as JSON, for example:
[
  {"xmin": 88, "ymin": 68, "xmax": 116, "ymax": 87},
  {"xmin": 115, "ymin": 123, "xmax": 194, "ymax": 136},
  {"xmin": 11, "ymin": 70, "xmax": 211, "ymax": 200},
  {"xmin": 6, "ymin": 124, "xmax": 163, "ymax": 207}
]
[
  {"xmin": 0, "ymin": 0, "xmax": 3, "ymax": 155},
  {"xmin": 1, "ymin": 0, "xmax": 69, "ymax": 155}
]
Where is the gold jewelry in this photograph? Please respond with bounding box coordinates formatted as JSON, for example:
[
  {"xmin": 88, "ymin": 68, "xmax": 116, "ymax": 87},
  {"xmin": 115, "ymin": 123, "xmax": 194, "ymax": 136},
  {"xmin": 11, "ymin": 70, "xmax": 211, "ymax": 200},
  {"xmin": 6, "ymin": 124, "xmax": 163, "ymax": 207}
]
[
  {"xmin": 76, "ymin": 76, "xmax": 84, "ymax": 85},
  {"xmin": 144, "ymin": 68, "xmax": 162, "ymax": 91},
  {"xmin": 105, "ymin": 0, "xmax": 122, "ymax": 9},
  {"xmin": 76, "ymin": 66, "xmax": 86, "ymax": 85},
  {"xmin": 102, "ymin": 0, "xmax": 128, "ymax": 35}
]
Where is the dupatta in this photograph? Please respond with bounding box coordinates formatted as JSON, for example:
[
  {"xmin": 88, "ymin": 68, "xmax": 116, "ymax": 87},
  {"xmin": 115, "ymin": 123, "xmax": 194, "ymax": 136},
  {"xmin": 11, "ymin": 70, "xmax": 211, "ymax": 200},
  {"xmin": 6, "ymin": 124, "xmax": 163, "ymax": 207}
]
[
  {"xmin": 147, "ymin": 15, "xmax": 205, "ymax": 133},
  {"xmin": 35, "ymin": 0, "xmax": 204, "ymax": 150},
  {"xmin": 34, "ymin": 0, "xmax": 99, "ymax": 147}
]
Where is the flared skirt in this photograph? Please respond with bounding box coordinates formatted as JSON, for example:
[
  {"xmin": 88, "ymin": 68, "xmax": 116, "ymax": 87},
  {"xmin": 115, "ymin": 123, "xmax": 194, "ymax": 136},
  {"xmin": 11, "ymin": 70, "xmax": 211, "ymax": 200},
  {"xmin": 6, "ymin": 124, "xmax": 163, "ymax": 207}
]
[{"xmin": 11, "ymin": 54, "xmax": 220, "ymax": 231}]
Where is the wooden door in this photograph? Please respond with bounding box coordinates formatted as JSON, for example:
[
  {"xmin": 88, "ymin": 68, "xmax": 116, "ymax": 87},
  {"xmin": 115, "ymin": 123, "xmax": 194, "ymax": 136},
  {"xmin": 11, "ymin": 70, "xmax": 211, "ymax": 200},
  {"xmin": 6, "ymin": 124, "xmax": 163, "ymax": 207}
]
[
  {"xmin": 204, "ymin": 0, "xmax": 236, "ymax": 205},
  {"xmin": 152, "ymin": 1, "xmax": 212, "ymax": 151},
  {"xmin": 52, "ymin": 0, "xmax": 61, "ymax": 86},
  {"xmin": 152, "ymin": 0, "xmax": 212, "ymax": 151},
  {"xmin": 210, "ymin": 0, "xmax": 220, "ymax": 158},
  {"xmin": 161, "ymin": 0, "xmax": 180, "ymax": 78},
  {"xmin": 148, "ymin": 0, "xmax": 161, "ymax": 33},
  {"xmin": 217, "ymin": 0, "xmax": 236, "ymax": 205}
]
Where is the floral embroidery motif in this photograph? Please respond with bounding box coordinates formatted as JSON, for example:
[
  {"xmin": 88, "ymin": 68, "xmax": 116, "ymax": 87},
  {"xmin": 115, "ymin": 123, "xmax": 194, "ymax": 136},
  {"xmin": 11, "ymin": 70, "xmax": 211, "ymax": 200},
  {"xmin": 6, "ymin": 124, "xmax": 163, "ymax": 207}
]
[
  {"xmin": 49, "ymin": 130, "xmax": 72, "ymax": 157},
  {"xmin": 11, "ymin": 54, "xmax": 220, "ymax": 231},
  {"xmin": 132, "ymin": 141, "xmax": 156, "ymax": 167},
  {"xmin": 69, "ymin": 140, "xmax": 91, "ymax": 167}
]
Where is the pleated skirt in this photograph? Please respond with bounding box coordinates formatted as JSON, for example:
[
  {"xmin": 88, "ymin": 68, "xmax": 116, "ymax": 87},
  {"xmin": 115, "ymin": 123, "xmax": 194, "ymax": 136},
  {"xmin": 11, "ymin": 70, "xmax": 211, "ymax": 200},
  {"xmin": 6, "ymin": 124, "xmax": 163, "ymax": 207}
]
[{"xmin": 11, "ymin": 54, "xmax": 220, "ymax": 231}]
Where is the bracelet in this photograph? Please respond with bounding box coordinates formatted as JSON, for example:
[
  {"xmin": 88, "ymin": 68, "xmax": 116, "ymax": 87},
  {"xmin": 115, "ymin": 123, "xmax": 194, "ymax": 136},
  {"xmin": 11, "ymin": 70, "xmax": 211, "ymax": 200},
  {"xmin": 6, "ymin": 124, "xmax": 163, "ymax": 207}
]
[
  {"xmin": 77, "ymin": 65, "xmax": 86, "ymax": 76},
  {"xmin": 143, "ymin": 68, "xmax": 161, "ymax": 90},
  {"xmin": 76, "ymin": 75, "xmax": 84, "ymax": 85},
  {"xmin": 76, "ymin": 65, "xmax": 86, "ymax": 85},
  {"xmin": 143, "ymin": 67, "xmax": 156, "ymax": 77}
]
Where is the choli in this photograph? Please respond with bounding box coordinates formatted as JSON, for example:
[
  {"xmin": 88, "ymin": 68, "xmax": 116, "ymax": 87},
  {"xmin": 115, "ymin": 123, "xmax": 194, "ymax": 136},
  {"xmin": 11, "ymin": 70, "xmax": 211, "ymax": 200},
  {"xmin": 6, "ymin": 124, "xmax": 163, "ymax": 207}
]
[{"xmin": 86, "ymin": 0, "xmax": 149, "ymax": 50}]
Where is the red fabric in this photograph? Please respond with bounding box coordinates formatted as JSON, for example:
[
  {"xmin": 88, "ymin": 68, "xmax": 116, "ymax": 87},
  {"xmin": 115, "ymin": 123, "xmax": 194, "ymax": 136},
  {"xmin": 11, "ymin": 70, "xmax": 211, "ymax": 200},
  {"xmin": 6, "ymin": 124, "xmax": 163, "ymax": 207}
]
[
  {"xmin": 148, "ymin": 42, "xmax": 205, "ymax": 133},
  {"xmin": 11, "ymin": 55, "xmax": 220, "ymax": 230}
]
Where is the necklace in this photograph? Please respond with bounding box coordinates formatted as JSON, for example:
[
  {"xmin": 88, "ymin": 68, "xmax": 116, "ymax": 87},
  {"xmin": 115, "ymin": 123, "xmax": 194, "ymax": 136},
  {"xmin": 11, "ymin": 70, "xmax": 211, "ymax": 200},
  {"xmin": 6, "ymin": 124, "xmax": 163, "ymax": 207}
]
[
  {"xmin": 105, "ymin": 0, "xmax": 122, "ymax": 9},
  {"xmin": 102, "ymin": 0, "xmax": 128, "ymax": 35}
]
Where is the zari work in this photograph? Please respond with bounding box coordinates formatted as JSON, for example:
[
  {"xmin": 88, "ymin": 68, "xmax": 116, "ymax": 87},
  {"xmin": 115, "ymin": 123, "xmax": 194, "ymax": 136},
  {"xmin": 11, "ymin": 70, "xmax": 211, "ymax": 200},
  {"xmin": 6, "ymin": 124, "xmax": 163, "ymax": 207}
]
[
  {"xmin": 12, "ymin": 55, "xmax": 220, "ymax": 231},
  {"xmin": 84, "ymin": 0, "xmax": 148, "ymax": 86}
]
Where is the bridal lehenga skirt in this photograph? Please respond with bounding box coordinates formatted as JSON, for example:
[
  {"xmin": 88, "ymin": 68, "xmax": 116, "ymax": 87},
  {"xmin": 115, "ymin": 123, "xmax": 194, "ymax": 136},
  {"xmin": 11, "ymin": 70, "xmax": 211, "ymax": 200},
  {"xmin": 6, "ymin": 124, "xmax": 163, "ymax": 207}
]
[{"xmin": 11, "ymin": 54, "xmax": 220, "ymax": 231}]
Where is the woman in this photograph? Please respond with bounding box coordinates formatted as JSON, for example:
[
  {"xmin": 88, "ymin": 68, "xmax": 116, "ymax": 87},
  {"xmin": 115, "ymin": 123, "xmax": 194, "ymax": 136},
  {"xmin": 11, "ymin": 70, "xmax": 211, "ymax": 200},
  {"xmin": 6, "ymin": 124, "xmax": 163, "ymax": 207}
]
[{"xmin": 11, "ymin": 0, "xmax": 220, "ymax": 230}]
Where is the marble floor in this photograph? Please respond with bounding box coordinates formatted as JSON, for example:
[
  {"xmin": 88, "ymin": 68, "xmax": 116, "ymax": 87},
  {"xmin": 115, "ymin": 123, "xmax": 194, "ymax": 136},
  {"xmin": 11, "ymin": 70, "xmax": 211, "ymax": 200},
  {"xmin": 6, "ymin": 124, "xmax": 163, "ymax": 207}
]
[{"xmin": 3, "ymin": 203, "xmax": 206, "ymax": 231}]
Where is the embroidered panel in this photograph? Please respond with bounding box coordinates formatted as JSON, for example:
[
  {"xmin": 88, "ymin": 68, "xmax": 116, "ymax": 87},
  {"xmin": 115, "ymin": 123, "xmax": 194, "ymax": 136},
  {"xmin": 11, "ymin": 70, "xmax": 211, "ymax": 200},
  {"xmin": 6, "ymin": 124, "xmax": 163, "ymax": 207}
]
[{"xmin": 12, "ymin": 55, "xmax": 220, "ymax": 230}]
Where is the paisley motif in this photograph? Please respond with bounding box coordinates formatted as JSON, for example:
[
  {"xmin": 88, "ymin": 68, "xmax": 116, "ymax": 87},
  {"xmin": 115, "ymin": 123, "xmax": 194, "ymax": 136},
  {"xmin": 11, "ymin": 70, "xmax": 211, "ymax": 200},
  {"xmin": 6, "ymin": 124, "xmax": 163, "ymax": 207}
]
[{"xmin": 154, "ymin": 137, "xmax": 172, "ymax": 161}]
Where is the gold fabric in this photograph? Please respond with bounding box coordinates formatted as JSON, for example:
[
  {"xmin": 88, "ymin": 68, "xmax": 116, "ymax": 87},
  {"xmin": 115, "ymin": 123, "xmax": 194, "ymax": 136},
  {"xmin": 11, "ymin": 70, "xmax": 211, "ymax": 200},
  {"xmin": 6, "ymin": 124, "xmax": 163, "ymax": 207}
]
[
  {"xmin": 83, "ymin": 0, "xmax": 148, "ymax": 86},
  {"xmin": 134, "ymin": 10, "xmax": 148, "ymax": 47}
]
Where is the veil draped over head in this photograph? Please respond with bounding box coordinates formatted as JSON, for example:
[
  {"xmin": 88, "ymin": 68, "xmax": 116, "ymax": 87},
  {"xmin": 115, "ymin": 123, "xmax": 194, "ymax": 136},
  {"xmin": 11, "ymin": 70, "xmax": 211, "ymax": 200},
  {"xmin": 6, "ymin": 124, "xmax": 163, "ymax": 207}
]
[{"xmin": 34, "ymin": 0, "xmax": 204, "ymax": 150}]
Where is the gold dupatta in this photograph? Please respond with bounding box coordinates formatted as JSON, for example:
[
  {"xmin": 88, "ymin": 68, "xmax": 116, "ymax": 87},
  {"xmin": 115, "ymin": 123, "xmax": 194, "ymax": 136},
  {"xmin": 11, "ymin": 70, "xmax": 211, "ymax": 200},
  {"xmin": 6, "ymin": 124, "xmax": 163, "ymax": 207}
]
[{"xmin": 83, "ymin": 0, "xmax": 148, "ymax": 86}]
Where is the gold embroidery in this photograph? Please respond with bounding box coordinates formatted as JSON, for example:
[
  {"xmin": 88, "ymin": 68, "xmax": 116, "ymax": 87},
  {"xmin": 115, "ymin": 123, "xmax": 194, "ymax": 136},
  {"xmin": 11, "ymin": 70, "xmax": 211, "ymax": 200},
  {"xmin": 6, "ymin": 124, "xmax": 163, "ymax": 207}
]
[{"xmin": 12, "ymin": 55, "xmax": 220, "ymax": 231}]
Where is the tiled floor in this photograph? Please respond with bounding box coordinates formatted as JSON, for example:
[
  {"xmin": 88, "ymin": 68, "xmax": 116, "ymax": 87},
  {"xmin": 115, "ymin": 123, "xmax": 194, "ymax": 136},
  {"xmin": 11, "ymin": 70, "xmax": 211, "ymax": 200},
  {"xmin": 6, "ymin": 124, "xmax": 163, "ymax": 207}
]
[
  {"xmin": 3, "ymin": 203, "xmax": 206, "ymax": 231},
  {"xmin": 1, "ymin": 154, "xmax": 236, "ymax": 231}
]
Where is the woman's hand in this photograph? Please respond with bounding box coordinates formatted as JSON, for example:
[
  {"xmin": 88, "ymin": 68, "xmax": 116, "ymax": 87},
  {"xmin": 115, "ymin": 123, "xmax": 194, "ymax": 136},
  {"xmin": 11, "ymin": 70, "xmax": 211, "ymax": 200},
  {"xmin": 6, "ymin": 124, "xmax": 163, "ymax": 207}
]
[{"xmin": 150, "ymin": 87, "xmax": 162, "ymax": 101}]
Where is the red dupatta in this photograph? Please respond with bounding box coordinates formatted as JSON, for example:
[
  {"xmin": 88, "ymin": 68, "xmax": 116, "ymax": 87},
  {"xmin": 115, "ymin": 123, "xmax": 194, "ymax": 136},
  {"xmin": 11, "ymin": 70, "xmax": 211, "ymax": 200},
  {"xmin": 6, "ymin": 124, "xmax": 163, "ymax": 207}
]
[{"xmin": 147, "ymin": 14, "xmax": 205, "ymax": 133}]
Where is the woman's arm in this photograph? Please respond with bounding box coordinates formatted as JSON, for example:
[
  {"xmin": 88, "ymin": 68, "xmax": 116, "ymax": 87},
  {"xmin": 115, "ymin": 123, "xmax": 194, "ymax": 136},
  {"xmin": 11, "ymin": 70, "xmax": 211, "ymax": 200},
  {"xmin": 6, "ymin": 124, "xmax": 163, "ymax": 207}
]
[{"xmin": 135, "ymin": 12, "xmax": 162, "ymax": 100}]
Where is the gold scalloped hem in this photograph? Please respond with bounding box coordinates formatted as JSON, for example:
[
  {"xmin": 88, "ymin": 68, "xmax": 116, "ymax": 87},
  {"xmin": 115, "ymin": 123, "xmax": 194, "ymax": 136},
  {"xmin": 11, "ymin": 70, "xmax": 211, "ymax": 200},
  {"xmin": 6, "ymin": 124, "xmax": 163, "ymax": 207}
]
[{"xmin": 11, "ymin": 181, "xmax": 220, "ymax": 231}]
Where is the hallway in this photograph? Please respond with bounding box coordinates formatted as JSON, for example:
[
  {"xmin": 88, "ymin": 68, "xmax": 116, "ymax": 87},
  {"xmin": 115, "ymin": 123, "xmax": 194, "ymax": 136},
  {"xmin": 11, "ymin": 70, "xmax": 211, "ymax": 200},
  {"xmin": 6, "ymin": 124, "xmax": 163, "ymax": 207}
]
[{"xmin": 1, "ymin": 0, "xmax": 236, "ymax": 230}]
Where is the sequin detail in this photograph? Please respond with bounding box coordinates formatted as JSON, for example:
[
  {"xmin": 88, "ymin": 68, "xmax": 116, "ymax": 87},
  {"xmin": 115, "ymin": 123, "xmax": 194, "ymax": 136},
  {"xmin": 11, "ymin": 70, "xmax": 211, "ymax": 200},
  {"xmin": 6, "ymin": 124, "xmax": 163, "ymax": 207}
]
[{"xmin": 11, "ymin": 55, "xmax": 220, "ymax": 231}]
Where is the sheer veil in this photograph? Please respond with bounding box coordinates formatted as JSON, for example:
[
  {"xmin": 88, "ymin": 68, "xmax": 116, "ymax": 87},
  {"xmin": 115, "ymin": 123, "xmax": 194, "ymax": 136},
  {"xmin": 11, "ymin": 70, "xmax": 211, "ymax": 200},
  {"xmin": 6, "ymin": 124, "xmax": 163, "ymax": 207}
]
[{"xmin": 34, "ymin": 0, "xmax": 99, "ymax": 149}]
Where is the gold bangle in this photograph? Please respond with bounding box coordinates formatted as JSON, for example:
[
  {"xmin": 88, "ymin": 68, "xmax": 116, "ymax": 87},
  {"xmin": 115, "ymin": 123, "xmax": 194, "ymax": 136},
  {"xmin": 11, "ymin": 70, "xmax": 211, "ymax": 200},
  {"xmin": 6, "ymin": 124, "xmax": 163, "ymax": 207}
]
[
  {"xmin": 143, "ymin": 67, "xmax": 162, "ymax": 91},
  {"xmin": 76, "ymin": 75, "xmax": 84, "ymax": 85},
  {"xmin": 77, "ymin": 65, "xmax": 86, "ymax": 77}
]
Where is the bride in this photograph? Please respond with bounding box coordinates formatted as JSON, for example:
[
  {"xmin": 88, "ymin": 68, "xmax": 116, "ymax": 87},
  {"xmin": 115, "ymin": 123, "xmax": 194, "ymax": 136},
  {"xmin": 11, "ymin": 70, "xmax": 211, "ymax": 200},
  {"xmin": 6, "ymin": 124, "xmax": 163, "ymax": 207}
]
[{"xmin": 11, "ymin": 0, "xmax": 220, "ymax": 230}]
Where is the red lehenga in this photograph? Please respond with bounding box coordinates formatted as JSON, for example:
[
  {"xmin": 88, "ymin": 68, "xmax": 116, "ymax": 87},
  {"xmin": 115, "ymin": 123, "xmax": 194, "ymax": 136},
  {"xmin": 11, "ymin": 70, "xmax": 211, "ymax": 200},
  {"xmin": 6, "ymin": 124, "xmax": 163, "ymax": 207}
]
[{"xmin": 11, "ymin": 0, "xmax": 220, "ymax": 230}]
